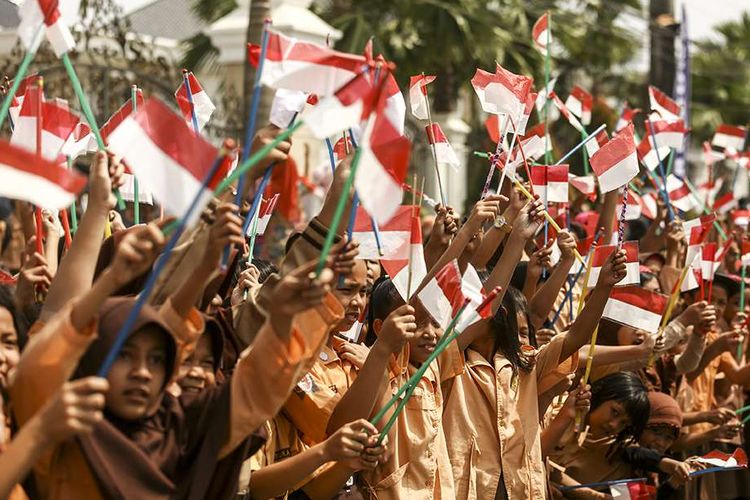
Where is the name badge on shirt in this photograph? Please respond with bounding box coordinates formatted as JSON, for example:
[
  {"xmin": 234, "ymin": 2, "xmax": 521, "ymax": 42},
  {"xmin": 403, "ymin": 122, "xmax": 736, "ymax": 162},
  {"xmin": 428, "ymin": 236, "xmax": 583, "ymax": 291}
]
[{"xmin": 294, "ymin": 373, "xmax": 317, "ymax": 397}]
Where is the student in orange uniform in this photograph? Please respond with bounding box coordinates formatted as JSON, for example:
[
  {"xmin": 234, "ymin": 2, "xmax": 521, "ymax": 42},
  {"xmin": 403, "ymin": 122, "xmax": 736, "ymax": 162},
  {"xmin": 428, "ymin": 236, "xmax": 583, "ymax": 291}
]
[{"xmin": 441, "ymin": 199, "xmax": 627, "ymax": 499}]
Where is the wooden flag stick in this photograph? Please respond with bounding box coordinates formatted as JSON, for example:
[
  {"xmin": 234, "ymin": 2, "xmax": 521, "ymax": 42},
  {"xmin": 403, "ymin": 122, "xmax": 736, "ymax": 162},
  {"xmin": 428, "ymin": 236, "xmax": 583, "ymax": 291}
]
[{"xmin": 422, "ymin": 72, "xmax": 447, "ymax": 206}]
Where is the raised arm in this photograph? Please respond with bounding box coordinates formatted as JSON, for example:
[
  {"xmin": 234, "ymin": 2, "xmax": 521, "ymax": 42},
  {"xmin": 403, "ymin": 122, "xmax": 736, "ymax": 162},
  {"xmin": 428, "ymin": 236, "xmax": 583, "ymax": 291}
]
[
  {"xmin": 471, "ymin": 183, "xmax": 524, "ymax": 271},
  {"xmin": 40, "ymin": 152, "xmax": 124, "ymax": 322},
  {"xmin": 559, "ymin": 248, "xmax": 627, "ymax": 362},
  {"xmin": 596, "ymin": 190, "xmax": 618, "ymax": 244},
  {"xmin": 528, "ymin": 230, "xmax": 576, "ymax": 329}
]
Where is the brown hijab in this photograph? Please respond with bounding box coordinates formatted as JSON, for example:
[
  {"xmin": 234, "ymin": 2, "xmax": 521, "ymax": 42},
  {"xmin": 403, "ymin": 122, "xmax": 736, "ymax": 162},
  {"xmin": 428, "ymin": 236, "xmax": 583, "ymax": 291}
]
[{"xmin": 74, "ymin": 297, "xmax": 265, "ymax": 500}]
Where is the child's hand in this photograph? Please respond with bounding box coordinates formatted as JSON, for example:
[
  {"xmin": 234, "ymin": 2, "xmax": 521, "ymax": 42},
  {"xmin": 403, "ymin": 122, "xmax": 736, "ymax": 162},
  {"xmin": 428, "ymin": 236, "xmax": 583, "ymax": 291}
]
[
  {"xmin": 15, "ymin": 237, "xmax": 53, "ymax": 305},
  {"xmin": 338, "ymin": 341, "xmax": 370, "ymax": 369},
  {"xmin": 597, "ymin": 248, "xmax": 627, "ymax": 288},
  {"xmin": 561, "ymin": 382, "xmax": 591, "ymax": 421},
  {"xmin": 109, "ymin": 222, "xmax": 167, "ymax": 287},
  {"xmin": 527, "ymin": 241, "xmax": 554, "ymax": 277},
  {"xmin": 204, "ymin": 203, "xmax": 244, "ymax": 266},
  {"xmin": 510, "ymin": 198, "xmax": 545, "ymax": 242},
  {"xmin": 36, "ymin": 377, "xmax": 109, "ymax": 445},
  {"xmin": 108, "ymin": 210, "xmax": 126, "ymax": 233},
  {"xmin": 557, "ymin": 229, "xmax": 577, "ymax": 262},
  {"xmin": 360, "ymin": 433, "xmax": 388, "ymax": 469},
  {"xmin": 89, "ymin": 152, "xmax": 125, "ymax": 210},
  {"xmin": 322, "ymin": 419, "xmax": 382, "ymax": 471},
  {"xmin": 463, "ymin": 195, "xmax": 505, "ymax": 236},
  {"xmin": 231, "ymin": 265, "xmax": 261, "ymax": 306},
  {"xmin": 249, "ymin": 124, "xmax": 292, "ymax": 174},
  {"xmin": 536, "ymin": 328, "xmax": 556, "ymax": 347},
  {"xmin": 659, "ymin": 457, "xmax": 692, "ymax": 485},
  {"xmin": 702, "ymin": 408, "xmax": 735, "ymax": 425},
  {"xmin": 332, "ymin": 238, "xmax": 360, "ymax": 278},
  {"xmin": 376, "ymin": 304, "xmax": 416, "ymax": 353}
]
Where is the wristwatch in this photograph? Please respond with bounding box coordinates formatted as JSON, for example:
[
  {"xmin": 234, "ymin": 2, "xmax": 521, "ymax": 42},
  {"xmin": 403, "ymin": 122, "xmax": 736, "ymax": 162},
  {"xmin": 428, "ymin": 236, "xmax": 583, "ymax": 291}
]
[{"xmin": 494, "ymin": 215, "xmax": 512, "ymax": 234}]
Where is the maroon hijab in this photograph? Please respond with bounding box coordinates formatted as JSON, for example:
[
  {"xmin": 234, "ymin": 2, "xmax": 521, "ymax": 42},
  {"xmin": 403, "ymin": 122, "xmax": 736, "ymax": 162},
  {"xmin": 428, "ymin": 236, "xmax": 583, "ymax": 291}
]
[{"xmin": 74, "ymin": 297, "xmax": 265, "ymax": 499}]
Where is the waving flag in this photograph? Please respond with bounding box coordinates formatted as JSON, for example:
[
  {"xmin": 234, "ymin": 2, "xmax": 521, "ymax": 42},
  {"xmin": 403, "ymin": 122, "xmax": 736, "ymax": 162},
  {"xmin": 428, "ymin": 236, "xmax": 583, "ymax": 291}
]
[
  {"xmin": 549, "ymin": 91, "xmax": 584, "ymax": 132},
  {"xmin": 697, "ymin": 176, "xmax": 722, "ymax": 205},
  {"xmin": 107, "ymin": 97, "xmax": 219, "ymax": 224},
  {"xmin": 712, "ymin": 124, "xmax": 746, "ymax": 151},
  {"xmin": 418, "ymin": 261, "xmax": 488, "ymax": 330},
  {"xmin": 253, "ymin": 193, "xmax": 280, "ymax": 236},
  {"xmin": 18, "ymin": 0, "xmax": 78, "ymax": 57},
  {"xmin": 648, "ymin": 86, "xmax": 681, "ymax": 122},
  {"xmin": 645, "ymin": 119, "xmax": 689, "ymax": 149},
  {"xmin": 0, "ymin": 139, "xmax": 86, "ymax": 209},
  {"xmin": 713, "ymin": 192, "xmax": 738, "ymax": 215},
  {"xmin": 381, "ymin": 70, "xmax": 406, "ymax": 136},
  {"xmin": 471, "ymin": 65, "xmax": 532, "ymax": 118},
  {"xmin": 60, "ymin": 121, "xmax": 94, "ymax": 160},
  {"xmin": 616, "ymin": 103, "xmax": 641, "ymax": 132},
  {"xmin": 532, "ymin": 12, "xmax": 551, "ymax": 55},
  {"xmin": 524, "ymin": 123, "xmax": 553, "ymax": 155},
  {"xmin": 269, "ymin": 88, "xmax": 308, "ymax": 129},
  {"xmin": 530, "ymin": 164, "xmax": 568, "ymax": 203},
  {"xmin": 535, "ymin": 77, "xmax": 557, "ymax": 113},
  {"xmin": 636, "ymin": 134, "xmax": 671, "ymax": 171},
  {"xmin": 603, "ymin": 286, "xmax": 668, "ymax": 334},
  {"xmin": 355, "ymin": 74, "xmax": 411, "ymax": 225},
  {"xmin": 381, "ymin": 210, "xmax": 426, "ymax": 301},
  {"xmin": 426, "ymin": 123, "xmax": 460, "ymax": 170},
  {"xmin": 408, "ymin": 74, "xmax": 435, "ymax": 121},
  {"xmin": 590, "ymin": 124, "xmax": 639, "ymax": 193},
  {"xmin": 693, "ymin": 448, "xmax": 748, "ymax": 472},
  {"xmin": 681, "ymin": 254, "xmax": 702, "ymax": 292},
  {"xmin": 570, "ymin": 174, "xmax": 597, "ymax": 200},
  {"xmin": 733, "ymin": 210, "xmax": 750, "ymax": 228},
  {"xmin": 352, "ymin": 205, "xmax": 413, "ymax": 260},
  {"xmin": 666, "ymin": 174, "xmax": 696, "ymax": 212},
  {"xmin": 11, "ymin": 85, "xmax": 79, "ymax": 161},
  {"xmin": 565, "ymin": 86, "xmax": 593, "ymax": 125},
  {"xmin": 701, "ymin": 243, "xmax": 721, "ymax": 281},
  {"xmin": 585, "ymin": 129, "xmax": 609, "ymax": 158},
  {"xmin": 305, "ymin": 71, "xmax": 380, "ymax": 140},
  {"xmin": 741, "ymin": 242, "xmax": 750, "ymax": 267},
  {"xmin": 516, "ymin": 91, "xmax": 537, "ymax": 135},
  {"xmin": 119, "ymin": 173, "xmax": 153, "ymax": 205},
  {"xmin": 248, "ymin": 30, "xmax": 365, "ymax": 96},
  {"xmin": 100, "ymin": 89, "xmax": 145, "ymax": 143},
  {"xmin": 175, "ymin": 72, "xmax": 215, "ymax": 132},
  {"xmin": 587, "ymin": 241, "xmax": 640, "ymax": 287},
  {"xmin": 609, "ymin": 480, "xmax": 656, "ymax": 500},
  {"xmin": 684, "ymin": 214, "xmax": 715, "ymax": 269}
]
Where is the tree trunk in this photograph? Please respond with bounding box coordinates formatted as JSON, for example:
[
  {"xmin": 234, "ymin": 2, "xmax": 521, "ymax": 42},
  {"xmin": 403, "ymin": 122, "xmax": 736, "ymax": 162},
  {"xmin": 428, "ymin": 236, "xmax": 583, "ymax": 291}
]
[
  {"xmin": 649, "ymin": 0, "xmax": 677, "ymax": 94},
  {"xmin": 243, "ymin": 0, "xmax": 273, "ymax": 138}
]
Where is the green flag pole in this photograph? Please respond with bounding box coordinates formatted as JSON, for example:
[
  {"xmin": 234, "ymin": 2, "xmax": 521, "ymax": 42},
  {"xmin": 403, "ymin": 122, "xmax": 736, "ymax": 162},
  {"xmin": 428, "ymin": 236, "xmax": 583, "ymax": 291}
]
[{"xmin": 131, "ymin": 85, "xmax": 140, "ymax": 224}]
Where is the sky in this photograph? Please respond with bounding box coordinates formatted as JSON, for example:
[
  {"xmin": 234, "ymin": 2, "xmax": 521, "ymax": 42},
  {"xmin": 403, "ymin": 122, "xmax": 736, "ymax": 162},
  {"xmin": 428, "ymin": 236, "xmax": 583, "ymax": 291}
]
[{"xmin": 117, "ymin": 0, "xmax": 750, "ymax": 42}]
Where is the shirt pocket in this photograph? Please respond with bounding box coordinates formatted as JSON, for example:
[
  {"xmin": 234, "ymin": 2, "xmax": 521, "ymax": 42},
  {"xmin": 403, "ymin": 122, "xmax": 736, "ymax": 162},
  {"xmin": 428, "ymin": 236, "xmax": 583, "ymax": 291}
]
[{"xmin": 374, "ymin": 461, "xmax": 409, "ymax": 490}]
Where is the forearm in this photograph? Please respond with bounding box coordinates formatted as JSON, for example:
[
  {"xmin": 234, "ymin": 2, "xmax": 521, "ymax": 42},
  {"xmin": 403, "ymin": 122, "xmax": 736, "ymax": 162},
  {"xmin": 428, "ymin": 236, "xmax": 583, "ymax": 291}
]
[
  {"xmin": 681, "ymin": 411, "xmax": 710, "ymax": 426},
  {"xmin": 522, "ymin": 270, "xmax": 540, "ymax": 303},
  {"xmin": 301, "ymin": 463, "xmax": 359, "ymax": 500},
  {"xmin": 70, "ymin": 268, "xmax": 121, "ymax": 331},
  {"xmin": 580, "ymin": 344, "xmax": 648, "ymax": 368},
  {"xmin": 541, "ymin": 413, "xmax": 573, "ymax": 458},
  {"xmin": 529, "ymin": 258, "xmax": 574, "ymax": 329},
  {"xmin": 170, "ymin": 259, "xmax": 215, "ymax": 318},
  {"xmin": 674, "ymin": 333, "xmax": 706, "ymax": 374},
  {"xmin": 44, "ymin": 233, "xmax": 60, "ymax": 275},
  {"xmin": 640, "ymin": 221, "xmax": 665, "ymax": 254},
  {"xmin": 672, "ymin": 429, "xmax": 716, "ymax": 451},
  {"xmin": 248, "ymin": 443, "xmax": 329, "ymax": 500},
  {"xmin": 40, "ymin": 202, "xmax": 109, "ymax": 321},
  {"xmin": 561, "ymin": 284, "xmax": 611, "ymax": 361},
  {"xmin": 327, "ymin": 342, "xmax": 392, "ymax": 435},
  {"xmin": 484, "ymin": 233, "xmax": 526, "ymax": 311},
  {"xmin": 597, "ymin": 190, "xmax": 617, "ymax": 243},
  {"xmin": 0, "ymin": 416, "xmax": 51, "ymax": 499},
  {"xmin": 471, "ymin": 227, "xmax": 506, "ymax": 270}
]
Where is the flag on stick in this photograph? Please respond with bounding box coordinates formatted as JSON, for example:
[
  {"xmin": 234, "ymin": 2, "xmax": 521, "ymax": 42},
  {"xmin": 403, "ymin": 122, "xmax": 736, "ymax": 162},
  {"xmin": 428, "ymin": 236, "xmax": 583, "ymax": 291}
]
[
  {"xmin": 530, "ymin": 164, "xmax": 569, "ymax": 203},
  {"xmin": 352, "ymin": 205, "xmax": 413, "ymax": 260},
  {"xmin": 587, "ymin": 241, "xmax": 640, "ymax": 287},
  {"xmin": 590, "ymin": 124, "xmax": 639, "ymax": 193},
  {"xmin": 648, "ymin": 85, "xmax": 682, "ymax": 122},
  {"xmin": 532, "ymin": 12, "xmax": 551, "ymax": 55},
  {"xmin": 616, "ymin": 103, "xmax": 641, "ymax": 132},
  {"xmin": 470, "ymin": 65, "xmax": 532, "ymax": 118},
  {"xmin": 18, "ymin": 0, "xmax": 78, "ymax": 57},
  {"xmin": 602, "ymin": 286, "xmax": 669, "ymax": 334},
  {"xmin": 381, "ymin": 211, "xmax": 426, "ymax": 301},
  {"xmin": 565, "ymin": 85, "xmax": 593, "ymax": 125},
  {"xmin": 645, "ymin": 119, "xmax": 689, "ymax": 149},
  {"xmin": 426, "ymin": 123, "xmax": 460, "ymax": 170},
  {"xmin": 175, "ymin": 71, "xmax": 215, "ymax": 132},
  {"xmin": 408, "ymin": 74, "xmax": 435, "ymax": 121},
  {"xmin": 584, "ymin": 128, "xmax": 609, "ymax": 158},
  {"xmin": 712, "ymin": 124, "xmax": 746, "ymax": 151}
]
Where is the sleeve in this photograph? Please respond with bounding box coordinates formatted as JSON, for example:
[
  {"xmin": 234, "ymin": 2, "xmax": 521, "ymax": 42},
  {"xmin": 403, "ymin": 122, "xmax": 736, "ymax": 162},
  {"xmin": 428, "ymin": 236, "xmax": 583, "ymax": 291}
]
[
  {"xmin": 437, "ymin": 338, "xmax": 464, "ymax": 383},
  {"xmin": 536, "ymin": 333, "xmax": 579, "ymax": 393},
  {"xmin": 9, "ymin": 303, "xmax": 97, "ymax": 427},
  {"xmin": 280, "ymin": 218, "xmax": 342, "ymax": 276},
  {"xmin": 158, "ymin": 298, "xmax": 205, "ymax": 379},
  {"xmin": 232, "ymin": 273, "xmax": 281, "ymax": 349},
  {"xmin": 620, "ymin": 446, "xmax": 664, "ymax": 472},
  {"xmin": 674, "ymin": 330, "xmax": 707, "ymax": 374},
  {"xmin": 218, "ymin": 292, "xmax": 344, "ymax": 458}
]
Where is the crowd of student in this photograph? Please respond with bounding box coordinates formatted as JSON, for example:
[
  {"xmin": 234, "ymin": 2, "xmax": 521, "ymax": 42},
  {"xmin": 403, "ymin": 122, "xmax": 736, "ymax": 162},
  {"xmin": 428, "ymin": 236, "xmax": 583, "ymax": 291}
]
[{"xmin": 0, "ymin": 123, "xmax": 748, "ymax": 500}]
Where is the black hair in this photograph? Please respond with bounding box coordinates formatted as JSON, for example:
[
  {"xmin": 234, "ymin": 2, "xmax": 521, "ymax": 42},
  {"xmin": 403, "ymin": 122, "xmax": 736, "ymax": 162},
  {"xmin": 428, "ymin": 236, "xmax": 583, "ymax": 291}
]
[
  {"xmin": 590, "ymin": 372, "xmax": 650, "ymax": 442},
  {"xmin": 365, "ymin": 277, "xmax": 404, "ymax": 347},
  {"xmin": 626, "ymin": 218, "xmax": 647, "ymax": 242},
  {"xmin": 0, "ymin": 198, "xmax": 12, "ymax": 254},
  {"xmin": 0, "ymin": 284, "xmax": 29, "ymax": 351},
  {"xmin": 249, "ymin": 258, "xmax": 279, "ymax": 284},
  {"xmin": 596, "ymin": 318, "xmax": 624, "ymax": 346},
  {"xmin": 488, "ymin": 286, "xmax": 535, "ymax": 372}
]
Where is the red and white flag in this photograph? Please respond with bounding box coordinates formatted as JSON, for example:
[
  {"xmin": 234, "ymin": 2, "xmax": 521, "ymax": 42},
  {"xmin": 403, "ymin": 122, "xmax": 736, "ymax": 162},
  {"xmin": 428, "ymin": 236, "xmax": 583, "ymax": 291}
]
[
  {"xmin": 535, "ymin": 77, "xmax": 557, "ymax": 113},
  {"xmin": 616, "ymin": 103, "xmax": 640, "ymax": 132},
  {"xmin": 523, "ymin": 123, "xmax": 553, "ymax": 155},
  {"xmin": 697, "ymin": 176, "xmax": 722, "ymax": 205},
  {"xmin": 639, "ymin": 192, "xmax": 658, "ymax": 220},
  {"xmin": 636, "ymin": 134, "xmax": 671, "ymax": 171},
  {"xmin": 587, "ymin": 241, "xmax": 640, "ymax": 287},
  {"xmin": 694, "ymin": 448, "xmax": 748, "ymax": 470},
  {"xmin": 426, "ymin": 123, "xmax": 460, "ymax": 170},
  {"xmin": 60, "ymin": 120, "xmax": 94, "ymax": 160},
  {"xmin": 532, "ymin": 12, "xmax": 551, "ymax": 55},
  {"xmin": 381, "ymin": 211, "xmax": 426, "ymax": 301},
  {"xmin": 352, "ymin": 205, "xmax": 413, "ymax": 260},
  {"xmin": 617, "ymin": 191, "xmax": 642, "ymax": 221},
  {"xmin": 683, "ymin": 214, "xmax": 715, "ymax": 269},
  {"xmin": 712, "ymin": 124, "xmax": 746, "ymax": 151},
  {"xmin": 100, "ymin": 89, "xmax": 145, "ymax": 143},
  {"xmin": 590, "ymin": 124, "xmax": 639, "ymax": 193},
  {"xmin": 585, "ymin": 129, "xmax": 609, "ymax": 158},
  {"xmin": 380, "ymin": 69, "xmax": 406, "ymax": 136},
  {"xmin": 515, "ymin": 91, "xmax": 537, "ymax": 136},
  {"xmin": 648, "ymin": 85, "xmax": 682, "ymax": 122},
  {"xmin": 609, "ymin": 480, "xmax": 656, "ymax": 500},
  {"xmin": 733, "ymin": 210, "xmax": 750, "ymax": 228},
  {"xmin": 249, "ymin": 30, "xmax": 366, "ymax": 97},
  {"xmin": 175, "ymin": 72, "xmax": 215, "ymax": 132},
  {"xmin": 269, "ymin": 88, "xmax": 308, "ymax": 129},
  {"xmin": 408, "ymin": 74, "xmax": 435, "ymax": 121},
  {"xmin": 11, "ymin": 85, "xmax": 79, "ymax": 161},
  {"xmin": 565, "ymin": 86, "xmax": 593, "ymax": 126},
  {"xmin": 713, "ymin": 192, "xmax": 738, "ymax": 215},
  {"xmin": 645, "ymin": 119, "xmax": 689, "ymax": 149},
  {"xmin": 6, "ymin": 73, "xmax": 38, "ymax": 126},
  {"xmin": 418, "ymin": 260, "xmax": 488, "ymax": 331},
  {"xmin": 549, "ymin": 91, "xmax": 584, "ymax": 133},
  {"xmin": 253, "ymin": 193, "xmax": 280, "ymax": 236},
  {"xmin": 354, "ymin": 74, "xmax": 411, "ymax": 225},
  {"xmin": 741, "ymin": 241, "xmax": 750, "ymax": 267},
  {"xmin": 666, "ymin": 174, "xmax": 697, "ymax": 212},
  {"xmin": 18, "ymin": 0, "xmax": 78, "ymax": 57},
  {"xmin": 569, "ymin": 174, "xmax": 597, "ymax": 200},
  {"xmin": 107, "ymin": 97, "xmax": 219, "ymax": 224},
  {"xmin": 531, "ymin": 164, "xmax": 568, "ymax": 203},
  {"xmin": 118, "ymin": 173, "xmax": 153, "ymax": 205},
  {"xmin": 0, "ymin": 139, "xmax": 86, "ymax": 210},
  {"xmin": 602, "ymin": 286, "xmax": 668, "ymax": 334},
  {"xmin": 305, "ymin": 70, "xmax": 380, "ymax": 140},
  {"xmin": 681, "ymin": 253, "xmax": 702, "ymax": 292},
  {"xmin": 701, "ymin": 243, "xmax": 721, "ymax": 281},
  {"xmin": 471, "ymin": 65, "xmax": 532, "ymax": 118}
]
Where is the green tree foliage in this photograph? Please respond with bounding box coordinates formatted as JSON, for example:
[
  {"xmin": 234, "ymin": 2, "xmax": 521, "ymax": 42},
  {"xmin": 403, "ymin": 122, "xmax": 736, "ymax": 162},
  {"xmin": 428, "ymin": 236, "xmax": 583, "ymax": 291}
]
[{"xmin": 180, "ymin": 0, "xmax": 237, "ymax": 71}]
